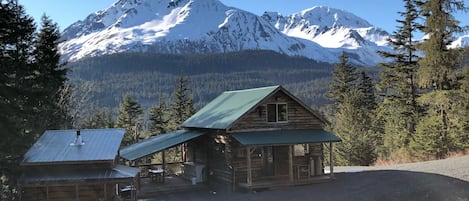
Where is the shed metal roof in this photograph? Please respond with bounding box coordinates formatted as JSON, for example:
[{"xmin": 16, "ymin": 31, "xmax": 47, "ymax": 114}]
[
  {"xmin": 20, "ymin": 165, "xmax": 139, "ymax": 185},
  {"xmin": 22, "ymin": 128, "xmax": 125, "ymax": 165},
  {"xmin": 182, "ymin": 86, "xmax": 279, "ymax": 129},
  {"xmin": 120, "ymin": 130, "xmax": 206, "ymax": 161},
  {"xmin": 232, "ymin": 129, "xmax": 341, "ymax": 145}
]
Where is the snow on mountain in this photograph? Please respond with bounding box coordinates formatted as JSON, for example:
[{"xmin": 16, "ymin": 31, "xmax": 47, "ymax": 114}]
[
  {"xmin": 450, "ymin": 34, "xmax": 469, "ymax": 48},
  {"xmin": 59, "ymin": 0, "xmax": 391, "ymax": 66},
  {"xmin": 262, "ymin": 6, "xmax": 391, "ymax": 65}
]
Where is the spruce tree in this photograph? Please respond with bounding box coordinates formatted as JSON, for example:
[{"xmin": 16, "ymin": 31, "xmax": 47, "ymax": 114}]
[
  {"xmin": 149, "ymin": 95, "xmax": 168, "ymax": 136},
  {"xmin": 333, "ymin": 88, "xmax": 377, "ymax": 165},
  {"xmin": 376, "ymin": 0, "xmax": 421, "ymax": 157},
  {"xmin": 115, "ymin": 94, "xmax": 143, "ymax": 146},
  {"xmin": 168, "ymin": 75, "xmax": 195, "ymax": 130},
  {"xmin": 1, "ymin": 1, "xmax": 37, "ymax": 199},
  {"xmin": 357, "ymin": 71, "xmax": 377, "ymax": 111},
  {"xmin": 417, "ymin": 0, "xmax": 466, "ymax": 90},
  {"xmin": 1, "ymin": 1, "xmax": 69, "ymax": 199},
  {"xmin": 33, "ymin": 15, "xmax": 68, "ymax": 131},
  {"xmin": 412, "ymin": 0, "xmax": 467, "ymax": 159},
  {"xmin": 327, "ymin": 54, "xmax": 377, "ymax": 165},
  {"xmin": 325, "ymin": 52, "xmax": 358, "ymax": 108}
]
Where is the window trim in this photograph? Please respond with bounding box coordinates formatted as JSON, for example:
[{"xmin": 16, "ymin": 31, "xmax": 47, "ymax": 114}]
[{"xmin": 266, "ymin": 103, "xmax": 288, "ymax": 123}]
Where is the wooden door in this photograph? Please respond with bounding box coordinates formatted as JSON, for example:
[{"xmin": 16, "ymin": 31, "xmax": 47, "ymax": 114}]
[
  {"xmin": 273, "ymin": 146, "xmax": 289, "ymax": 176},
  {"xmin": 262, "ymin": 146, "xmax": 274, "ymax": 176}
]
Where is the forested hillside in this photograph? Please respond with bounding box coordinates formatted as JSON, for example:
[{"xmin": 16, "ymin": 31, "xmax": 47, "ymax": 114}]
[{"xmin": 66, "ymin": 50, "xmax": 341, "ymax": 110}]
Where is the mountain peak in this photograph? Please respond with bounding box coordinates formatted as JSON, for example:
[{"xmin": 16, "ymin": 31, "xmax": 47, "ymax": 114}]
[
  {"xmin": 297, "ymin": 6, "xmax": 372, "ymax": 28},
  {"xmin": 59, "ymin": 1, "xmax": 395, "ymax": 66}
]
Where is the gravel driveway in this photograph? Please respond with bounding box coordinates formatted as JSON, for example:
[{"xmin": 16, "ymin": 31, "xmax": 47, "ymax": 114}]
[{"xmin": 141, "ymin": 156, "xmax": 469, "ymax": 201}]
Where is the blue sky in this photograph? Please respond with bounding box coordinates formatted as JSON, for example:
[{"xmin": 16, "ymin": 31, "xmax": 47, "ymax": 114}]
[{"xmin": 20, "ymin": 0, "xmax": 468, "ymax": 36}]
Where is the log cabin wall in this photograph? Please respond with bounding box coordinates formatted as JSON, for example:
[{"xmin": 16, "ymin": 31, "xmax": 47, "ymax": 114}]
[
  {"xmin": 21, "ymin": 184, "xmax": 114, "ymax": 201},
  {"xmin": 203, "ymin": 133, "xmax": 235, "ymax": 190},
  {"xmin": 229, "ymin": 91, "xmax": 324, "ymax": 132}
]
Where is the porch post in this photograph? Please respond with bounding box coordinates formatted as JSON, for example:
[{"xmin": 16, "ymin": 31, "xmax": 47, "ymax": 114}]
[
  {"xmin": 246, "ymin": 146, "xmax": 252, "ymax": 186},
  {"xmin": 162, "ymin": 150, "xmax": 166, "ymax": 182},
  {"xmin": 329, "ymin": 142, "xmax": 334, "ymax": 178},
  {"xmin": 289, "ymin": 145, "xmax": 294, "ymax": 182}
]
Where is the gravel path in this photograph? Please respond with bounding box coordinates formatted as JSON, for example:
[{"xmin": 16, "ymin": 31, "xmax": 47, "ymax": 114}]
[
  {"xmin": 141, "ymin": 155, "xmax": 469, "ymax": 201},
  {"xmin": 331, "ymin": 155, "xmax": 469, "ymax": 182}
]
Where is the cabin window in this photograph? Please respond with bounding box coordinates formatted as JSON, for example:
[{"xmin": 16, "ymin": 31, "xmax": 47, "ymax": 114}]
[
  {"xmin": 267, "ymin": 103, "xmax": 288, "ymax": 122},
  {"xmin": 294, "ymin": 144, "xmax": 309, "ymax": 156}
]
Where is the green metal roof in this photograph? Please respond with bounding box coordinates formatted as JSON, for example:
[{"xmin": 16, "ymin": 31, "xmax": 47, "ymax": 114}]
[
  {"xmin": 22, "ymin": 129, "xmax": 125, "ymax": 165},
  {"xmin": 182, "ymin": 86, "xmax": 280, "ymax": 129},
  {"xmin": 232, "ymin": 129, "xmax": 341, "ymax": 145},
  {"xmin": 120, "ymin": 130, "xmax": 206, "ymax": 161}
]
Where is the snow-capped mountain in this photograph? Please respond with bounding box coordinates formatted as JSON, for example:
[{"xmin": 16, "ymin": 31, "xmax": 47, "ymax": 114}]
[
  {"xmin": 59, "ymin": 0, "xmax": 392, "ymax": 66},
  {"xmin": 262, "ymin": 6, "xmax": 391, "ymax": 66},
  {"xmin": 450, "ymin": 34, "xmax": 469, "ymax": 48}
]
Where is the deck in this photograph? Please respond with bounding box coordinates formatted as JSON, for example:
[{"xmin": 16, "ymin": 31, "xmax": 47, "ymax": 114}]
[
  {"xmin": 237, "ymin": 175, "xmax": 333, "ymax": 191},
  {"xmin": 137, "ymin": 176, "xmax": 208, "ymax": 199}
]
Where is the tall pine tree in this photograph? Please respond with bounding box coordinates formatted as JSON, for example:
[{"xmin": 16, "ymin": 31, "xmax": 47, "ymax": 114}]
[
  {"xmin": 377, "ymin": 0, "xmax": 421, "ymax": 157},
  {"xmin": 33, "ymin": 15, "xmax": 69, "ymax": 131},
  {"xmin": 115, "ymin": 94, "xmax": 143, "ymax": 146},
  {"xmin": 325, "ymin": 52, "xmax": 358, "ymax": 109},
  {"xmin": 1, "ymin": 1, "xmax": 69, "ymax": 199},
  {"xmin": 168, "ymin": 75, "xmax": 195, "ymax": 130},
  {"xmin": 149, "ymin": 95, "xmax": 168, "ymax": 136},
  {"xmin": 327, "ymin": 54, "xmax": 378, "ymax": 165},
  {"xmin": 412, "ymin": 0, "xmax": 467, "ymax": 159}
]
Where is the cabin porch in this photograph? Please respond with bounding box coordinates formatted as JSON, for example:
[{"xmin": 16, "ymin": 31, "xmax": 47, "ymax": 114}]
[
  {"xmin": 136, "ymin": 175, "xmax": 208, "ymax": 199},
  {"xmin": 237, "ymin": 175, "xmax": 333, "ymax": 191}
]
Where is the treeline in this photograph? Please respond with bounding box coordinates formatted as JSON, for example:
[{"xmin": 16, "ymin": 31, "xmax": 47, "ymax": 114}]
[
  {"xmin": 66, "ymin": 50, "xmax": 336, "ymax": 110},
  {"xmin": 328, "ymin": 0, "xmax": 469, "ymax": 165}
]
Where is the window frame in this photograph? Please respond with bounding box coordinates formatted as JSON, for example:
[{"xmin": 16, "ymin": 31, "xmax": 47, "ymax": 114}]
[{"xmin": 266, "ymin": 103, "xmax": 288, "ymax": 123}]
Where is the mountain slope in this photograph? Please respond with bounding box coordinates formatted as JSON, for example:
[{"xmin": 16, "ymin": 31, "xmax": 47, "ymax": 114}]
[
  {"xmin": 59, "ymin": 0, "xmax": 398, "ymax": 66},
  {"xmin": 262, "ymin": 6, "xmax": 391, "ymax": 66},
  {"xmin": 60, "ymin": 0, "xmax": 338, "ymax": 64}
]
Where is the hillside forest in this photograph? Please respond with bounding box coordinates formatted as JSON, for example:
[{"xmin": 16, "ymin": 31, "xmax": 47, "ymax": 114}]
[{"xmin": 1, "ymin": 0, "xmax": 469, "ymax": 200}]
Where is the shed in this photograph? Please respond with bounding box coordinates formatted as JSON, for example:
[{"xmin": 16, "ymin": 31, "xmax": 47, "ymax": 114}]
[{"xmin": 19, "ymin": 128, "xmax": 140, "ymax": 201}]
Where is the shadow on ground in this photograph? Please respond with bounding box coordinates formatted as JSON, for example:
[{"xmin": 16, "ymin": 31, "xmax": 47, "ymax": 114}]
[{"xmin": 140, "ymin": 170, "xmax": 469, "ymax": 201}]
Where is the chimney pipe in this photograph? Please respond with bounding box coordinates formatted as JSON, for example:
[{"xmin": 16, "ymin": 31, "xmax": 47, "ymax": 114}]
[{"xmin": 71, "ymin": 129, "xmax": 84, "ymax": 146}]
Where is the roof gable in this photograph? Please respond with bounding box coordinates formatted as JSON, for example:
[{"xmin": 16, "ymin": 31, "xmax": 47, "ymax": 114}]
[
  {"xmin": 22, "ymin": 128, "xmax": 125, "ymax": 165},
  {"xmin": 182, "ymin": 85, "xmax": 327, "ymax": 130},
  {"xmin": 182, "ymin": 86, "xmax": 280, "ymax": 129}
]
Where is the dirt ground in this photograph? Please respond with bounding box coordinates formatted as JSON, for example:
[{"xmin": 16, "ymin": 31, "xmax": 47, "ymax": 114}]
[{"xmin": 140, "ymin": 156, "xmax": 469, "ymax": 201}]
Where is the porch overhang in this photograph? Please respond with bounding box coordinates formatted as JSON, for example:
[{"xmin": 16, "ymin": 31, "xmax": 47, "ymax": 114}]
[
  {"xmin": 231, "ymin": 129, "xmax": 341, "ymax": 146},
  {"xmin": 120, "ymin": 130, "xmax": 206, "ymax": 161}
]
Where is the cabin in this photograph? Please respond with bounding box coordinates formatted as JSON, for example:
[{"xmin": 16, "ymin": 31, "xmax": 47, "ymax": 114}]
[
  {"xmin": 19, "ymin": 128, "xmax": 140, "ymax": 201},
  {"xmin": 120, "ymin": 85, "xmax": 340, "ymax": 192}
]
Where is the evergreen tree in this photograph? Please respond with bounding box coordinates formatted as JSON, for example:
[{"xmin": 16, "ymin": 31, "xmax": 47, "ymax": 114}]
[
  {"xmin": 168, "ymin": 75, "xmax": 195, "ymax": 130},
  {"xmin": 115, "ymin": 94, "xmax": 143, "ymax": 146},
  {"xmin": 417, "ymin": 0, "xmax": 466, "ymax": 90},
  {"xmin": 325, "ymin": 52, "xmax": 358, "ymax": 109},
  {"xmin": 412, "ymin": 0, "xmax": 467, "ymax": 158},
  {"xmin": 81, "ymin": 109, "xmax": 114, "ymax": 129},
  {"xmin": 1, "ymin": 1, "xmax": 69, "ymax": 199},
  {"xmin": 376, "ymin": 0, "xmax": 421, "ymax": 157},
  {"xmin": 327, "ymin": 54, "xmax": 377, "ymax": 165},
  {"xmin": 333, "ymin": 88, "xmax": 377, "ymax": 165},
  {"xmin": 1, "ymin": 1, "xmax": 37, "ymax": 199},
  {"xmin": 357, "ymin": 71, "xmax": 377, "ymax": 111},
  {"xmin": 149, "ymin": 95, "xmax": 168, "ymax": 136},
  {"xmin": 32, "ymin": 15, "xmax": 69, "ymax": 131}
]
